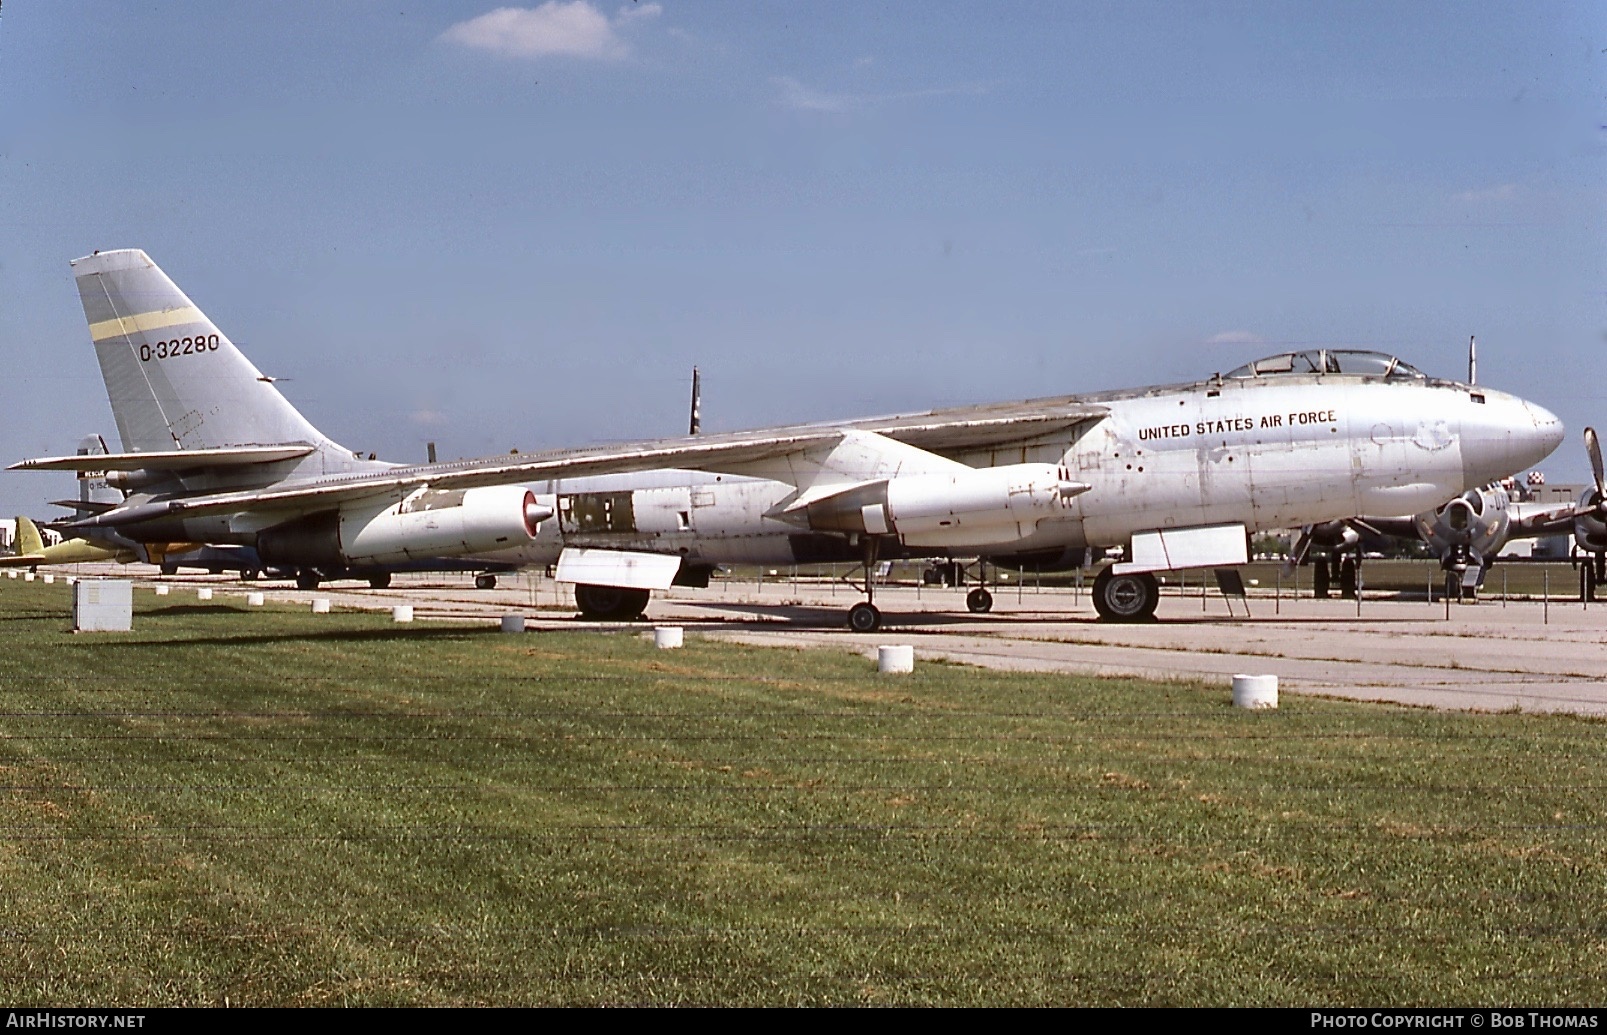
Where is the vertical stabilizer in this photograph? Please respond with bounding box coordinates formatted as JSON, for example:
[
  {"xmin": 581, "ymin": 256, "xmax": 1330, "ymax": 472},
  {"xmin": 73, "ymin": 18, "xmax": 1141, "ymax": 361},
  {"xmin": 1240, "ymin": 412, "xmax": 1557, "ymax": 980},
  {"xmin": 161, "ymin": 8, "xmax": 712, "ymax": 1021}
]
[
  {"xmin": 71, "ymin": 250, "xmax": 349, "ymax": 460},
  {"xmin": 14, "ymin": 516, "xmax": 45, "ymax": 557}
]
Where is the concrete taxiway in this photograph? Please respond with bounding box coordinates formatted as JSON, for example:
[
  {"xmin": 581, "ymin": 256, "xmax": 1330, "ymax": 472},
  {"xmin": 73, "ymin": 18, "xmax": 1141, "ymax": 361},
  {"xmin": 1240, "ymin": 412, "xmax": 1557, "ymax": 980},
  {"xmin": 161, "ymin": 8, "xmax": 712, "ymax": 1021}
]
[{"xmin": 30, "ymin": 566, "xmax": 1607, "ymax": 716}]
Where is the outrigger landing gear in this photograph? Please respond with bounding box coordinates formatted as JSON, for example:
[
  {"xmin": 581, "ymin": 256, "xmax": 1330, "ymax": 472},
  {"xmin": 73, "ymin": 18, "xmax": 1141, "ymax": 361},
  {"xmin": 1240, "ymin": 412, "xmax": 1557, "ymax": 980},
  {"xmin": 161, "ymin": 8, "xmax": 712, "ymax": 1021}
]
[
  {"xmin": 966, "ymin": 587, "xmax": 994, "ymax": 614},
  {"xmin": 846, "ymin": 536, "xmax": 883, "ymax": 632}
]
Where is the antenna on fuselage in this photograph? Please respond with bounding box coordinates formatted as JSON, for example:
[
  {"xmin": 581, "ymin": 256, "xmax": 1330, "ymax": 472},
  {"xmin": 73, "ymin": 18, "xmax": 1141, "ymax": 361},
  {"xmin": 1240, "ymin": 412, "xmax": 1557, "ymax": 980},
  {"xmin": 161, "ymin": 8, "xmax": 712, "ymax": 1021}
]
[
  {"xmin": 689, "ymin": 366, "xmax": 702, "ymax": 436},
  {"xmin": 1468, "ymin": 335, "xmax": 1477, "ymax": 386}
]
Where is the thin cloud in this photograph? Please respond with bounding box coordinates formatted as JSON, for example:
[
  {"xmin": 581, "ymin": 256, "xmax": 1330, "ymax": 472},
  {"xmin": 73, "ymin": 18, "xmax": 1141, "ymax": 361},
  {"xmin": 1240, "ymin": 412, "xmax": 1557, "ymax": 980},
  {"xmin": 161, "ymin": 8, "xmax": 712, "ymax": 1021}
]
[
  {"xmin": 771, "ymin": 76, "xmax": 852, "ymax": 112},
  {"xmin": 1453, "ymin": 183, "xmax": 1520, "ymax": 204},
  {"xmin": 442, "ymin": 2, "xmax": 660, "ymax": 61},
  {"xmin": 410, "ymin": 408, "xmax": 451, "ymax": 427},
  {"xmin": 1206, "ymin": 330, "xmax": 1264, "ymax": 347},
  {"xmin": 771, "ymin": 75, "xmax": 989, "ymax": 112}
]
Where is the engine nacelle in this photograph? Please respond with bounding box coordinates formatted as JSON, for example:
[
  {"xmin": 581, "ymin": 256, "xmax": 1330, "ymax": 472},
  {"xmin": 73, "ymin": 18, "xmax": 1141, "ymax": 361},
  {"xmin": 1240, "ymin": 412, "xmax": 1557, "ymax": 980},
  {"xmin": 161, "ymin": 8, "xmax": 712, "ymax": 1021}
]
[
  {"xmin": 1575, "ymin": 487, "xmax": 1607, "ymax": 554},
  {"xmin": 804, "ymin": 464, "xmax": 1087, "ymax": 546},
  {"xmin": 1413, "ymin": 486, "xmax": 1510, "ymax": 561},
  {"xmin": 259, "ymin": 486, "xmax": 549, "ymax": 568}
]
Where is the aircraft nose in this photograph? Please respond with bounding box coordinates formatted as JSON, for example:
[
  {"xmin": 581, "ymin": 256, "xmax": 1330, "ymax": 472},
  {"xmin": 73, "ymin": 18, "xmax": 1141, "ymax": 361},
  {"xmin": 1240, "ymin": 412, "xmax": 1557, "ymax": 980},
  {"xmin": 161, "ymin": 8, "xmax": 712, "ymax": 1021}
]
[{"xmin": 1461, "ymin": 393, "xmax": 1565, "ymax": 487}]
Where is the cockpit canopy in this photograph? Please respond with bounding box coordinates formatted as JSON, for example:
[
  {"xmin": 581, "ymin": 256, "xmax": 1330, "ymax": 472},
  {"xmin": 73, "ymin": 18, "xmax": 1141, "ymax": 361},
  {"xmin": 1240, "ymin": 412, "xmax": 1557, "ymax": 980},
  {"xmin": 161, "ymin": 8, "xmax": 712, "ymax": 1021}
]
[{"xmin": 1224, "ymin": 349, "xmax": 1427, "ymax": 380}]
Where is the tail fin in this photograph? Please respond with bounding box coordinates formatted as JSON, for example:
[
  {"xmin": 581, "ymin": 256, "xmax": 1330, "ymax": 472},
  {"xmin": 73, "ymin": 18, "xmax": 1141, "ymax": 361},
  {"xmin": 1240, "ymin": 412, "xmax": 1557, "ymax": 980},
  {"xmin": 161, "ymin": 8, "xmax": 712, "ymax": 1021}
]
[
  {"xmin": 72, "ymin": 250, "xmax": 350, "ymax": 459},
  {"xmin": 14, "ymin": 516, "xmax": 45, "ymax": 557}
]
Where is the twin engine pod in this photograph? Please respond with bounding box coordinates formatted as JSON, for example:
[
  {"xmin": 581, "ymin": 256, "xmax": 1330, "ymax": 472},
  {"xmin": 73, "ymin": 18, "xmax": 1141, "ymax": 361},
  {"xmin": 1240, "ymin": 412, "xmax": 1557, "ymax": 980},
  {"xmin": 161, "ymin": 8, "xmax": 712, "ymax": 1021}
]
[
  {"xmin": 258, "ymin": 485, "xmax": 550, "ymax": 568},
  {"xmin": 803, "ymin": 463, "xmax": 1090, "ymax": 547}
]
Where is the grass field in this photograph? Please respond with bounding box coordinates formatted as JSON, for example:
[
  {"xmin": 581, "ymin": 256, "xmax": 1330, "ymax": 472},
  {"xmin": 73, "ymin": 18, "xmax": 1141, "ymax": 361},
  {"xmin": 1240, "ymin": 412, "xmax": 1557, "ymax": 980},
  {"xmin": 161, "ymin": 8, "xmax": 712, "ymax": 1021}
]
[{"xmin": 1, "ymin": 580, "xmax": 1603, "ymax": 1005}]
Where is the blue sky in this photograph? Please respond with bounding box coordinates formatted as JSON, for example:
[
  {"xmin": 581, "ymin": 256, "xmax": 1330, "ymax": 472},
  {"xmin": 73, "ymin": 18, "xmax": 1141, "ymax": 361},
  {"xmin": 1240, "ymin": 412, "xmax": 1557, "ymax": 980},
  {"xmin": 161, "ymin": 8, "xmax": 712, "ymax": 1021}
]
[{"xmin": 0, "ymin": 1, "xmax": 1602, "ymax": 519}]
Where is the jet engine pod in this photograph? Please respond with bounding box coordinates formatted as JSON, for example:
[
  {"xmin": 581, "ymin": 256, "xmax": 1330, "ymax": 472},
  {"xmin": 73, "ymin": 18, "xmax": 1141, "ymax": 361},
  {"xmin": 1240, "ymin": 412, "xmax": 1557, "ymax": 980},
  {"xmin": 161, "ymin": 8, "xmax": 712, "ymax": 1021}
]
[
  {"xmin": 342, "ymin": 486, "xmax": 549, "ymax": 565},
  {"xmin": 805, "ymin": 464, "xmax": 1088, "ymax": 546},
  {"xmin": 259, "ymin": 486, "xmax": 550, "ymax": 569}
]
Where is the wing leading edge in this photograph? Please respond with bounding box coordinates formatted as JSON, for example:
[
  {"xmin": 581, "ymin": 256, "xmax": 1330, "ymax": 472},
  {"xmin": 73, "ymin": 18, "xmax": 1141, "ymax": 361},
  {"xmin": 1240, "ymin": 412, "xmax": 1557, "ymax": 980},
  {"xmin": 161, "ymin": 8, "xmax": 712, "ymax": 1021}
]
[{"xmin": 45, "ymin": 406, "xmax": 1108, "ymax": 530}]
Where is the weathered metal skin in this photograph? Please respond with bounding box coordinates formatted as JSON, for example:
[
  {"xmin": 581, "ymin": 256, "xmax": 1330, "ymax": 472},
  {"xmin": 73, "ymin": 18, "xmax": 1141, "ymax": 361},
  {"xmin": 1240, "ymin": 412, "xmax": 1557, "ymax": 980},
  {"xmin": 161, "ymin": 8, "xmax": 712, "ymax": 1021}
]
[
  {"xmin": 23, "ymin": 251, "xmax": 1567, "ymax": 594},
  {"xmin": 461, "ymin": 371, "xmax": 1562, "ymax": 574}
]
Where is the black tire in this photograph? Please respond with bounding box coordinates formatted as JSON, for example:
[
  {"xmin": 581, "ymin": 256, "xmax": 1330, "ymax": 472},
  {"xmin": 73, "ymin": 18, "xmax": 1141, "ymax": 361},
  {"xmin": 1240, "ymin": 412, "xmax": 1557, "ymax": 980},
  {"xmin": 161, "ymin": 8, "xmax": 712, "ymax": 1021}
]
[
  {"xmin": 1313, "ymin": 561, "xmax": 1330, "ymax": 599},
  {"xmin": 368, "ymin": 573, "xmax": 392, "ymax": 589},
  {"xmin": 1339, "ymin": 557, "xmax": 1358, "ymax": 599},
  {"xmin": 1091, "ymin": 567, "xmax": 1159, "ymax": 622},
  {"xmin": 241, "ymin": 569, "xmax": 261, "ymax": 581},
  {"xmin": 475, "ymin": 574, "xmax": 497, "ymax": 590},
  {"xmin": 160, "ymin": 563, "xmax": 178, "ymax": 576},
  {"xmin": 296, "ymin": 570, "xmax": 320, "ymax": 591},
  {"xmin": 966, "ymin": 587, "xmax": 993, "ymax": 614},
  {"xmin": 574, "ymin": 583, "xmax": 650, "ymax": 621},
  {"xmin": 847, "ymin": 602, "xmax": 881, "ymax": 632}
]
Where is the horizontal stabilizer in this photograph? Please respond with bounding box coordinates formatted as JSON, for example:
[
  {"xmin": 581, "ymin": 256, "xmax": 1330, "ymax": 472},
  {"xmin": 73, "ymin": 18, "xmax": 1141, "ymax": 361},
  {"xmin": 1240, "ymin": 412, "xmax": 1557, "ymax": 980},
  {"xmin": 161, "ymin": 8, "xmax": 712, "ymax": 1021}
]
[
  {"xmin": 11, "ymin": 444, "xmax": 315, "ymax": 472},
  {"xmin": 50, "ymin": 498, "xmax": 118, "ymax": 514}
]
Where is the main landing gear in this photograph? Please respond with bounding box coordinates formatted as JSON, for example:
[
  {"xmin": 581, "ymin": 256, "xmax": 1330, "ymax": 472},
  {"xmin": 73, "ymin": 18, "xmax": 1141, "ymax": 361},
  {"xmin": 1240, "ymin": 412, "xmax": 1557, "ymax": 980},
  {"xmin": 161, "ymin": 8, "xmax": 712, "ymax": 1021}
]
[
  {"xmin": 574, "ymin": 583, "xmax": 651, "ymax": 621},
  {"xmin": 1581, "ymin": 552, "xmax": 1604, "ymax": 603},
  {"xmin": 1090, "ymin": 567, "xmax": 1160, "ymax": 622}
]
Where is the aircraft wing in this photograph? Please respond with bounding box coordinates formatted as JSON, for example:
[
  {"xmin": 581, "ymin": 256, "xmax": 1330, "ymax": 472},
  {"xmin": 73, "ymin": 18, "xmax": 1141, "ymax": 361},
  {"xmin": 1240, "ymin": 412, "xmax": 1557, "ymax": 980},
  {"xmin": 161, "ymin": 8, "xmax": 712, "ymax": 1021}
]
[
  {"xmin": 52, "ymin": 403, "xmax": 1109, "ymax": 530},
  {"xmin": 1509, "ymin": 500, "xmax": 1581, "ymax": 539}
]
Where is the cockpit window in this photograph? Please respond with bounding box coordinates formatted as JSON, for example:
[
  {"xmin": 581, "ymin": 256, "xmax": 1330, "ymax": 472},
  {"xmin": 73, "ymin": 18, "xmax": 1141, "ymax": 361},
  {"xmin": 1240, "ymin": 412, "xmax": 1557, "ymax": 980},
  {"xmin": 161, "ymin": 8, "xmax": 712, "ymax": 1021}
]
[{"xmin": 1224, "ymin": 349, "xmax": 1426, "ymax": 380}]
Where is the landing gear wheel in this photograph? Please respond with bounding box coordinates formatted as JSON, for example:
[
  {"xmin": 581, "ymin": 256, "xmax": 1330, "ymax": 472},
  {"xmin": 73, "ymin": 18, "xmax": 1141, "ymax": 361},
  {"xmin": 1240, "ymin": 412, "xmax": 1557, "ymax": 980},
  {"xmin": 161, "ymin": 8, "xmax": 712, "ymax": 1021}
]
[
  {"xmin": 1313, "ymin": 561, "xmax": 1331, "ymax": 599},
  {"xmin": 368, "ymin": 573, "xmax": 392, "ymax": 589},
  {"xmin": 966, "ymin": 587, "xmax": 994, "ymax": 614},
  {"xmin": 475, "ymin": 574, "xmax": 497, "ymax": 590},
  {"xmin": 848, "ymin": 601, "xmax": 882, "ymax": 632},
  {"xmin": 1583, "ymin": 563, "xmax": 1598, "ymax": 604},
  {"xmin": 160, "ymin": 563, "xmax": 178, "ymax": 576},
  {"xmin": 1444, "ymin": 572, "xmax": 1461, "ymax": 602},
  {"xmin": 1091, "ymin": 567, "xmax": 1159, "ymax": 622},
  {"xmin": 241, "ymin": 569, "xmax": 261, "ymax": 581},
  {"xmin": 1339, "ymin": 557, "xmax": 1358, "ymax": 599},
  {"xmin": 296, "ymin": 570, "xmax": 320, "ymax": 591},
  {"xmin": 574, "ymin": 583, "xmax": 650, "ymax": 621}
]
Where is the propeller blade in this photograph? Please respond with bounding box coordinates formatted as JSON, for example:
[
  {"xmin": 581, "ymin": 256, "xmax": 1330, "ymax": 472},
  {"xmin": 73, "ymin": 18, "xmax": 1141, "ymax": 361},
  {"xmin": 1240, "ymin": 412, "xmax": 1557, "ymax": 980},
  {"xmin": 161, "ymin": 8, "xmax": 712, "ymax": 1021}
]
[{"xmin": 1586, "ymin": 427, "xmax": 1604, "ymax": 501}]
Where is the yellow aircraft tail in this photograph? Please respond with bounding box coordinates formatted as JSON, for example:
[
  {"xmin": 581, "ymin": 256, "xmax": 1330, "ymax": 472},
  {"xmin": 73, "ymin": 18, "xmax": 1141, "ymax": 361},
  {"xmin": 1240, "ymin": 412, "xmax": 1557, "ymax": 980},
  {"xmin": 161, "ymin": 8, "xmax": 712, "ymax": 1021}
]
[{"xmin": 14, "ymin": 516, "xmax": 45, "ymax": 556}]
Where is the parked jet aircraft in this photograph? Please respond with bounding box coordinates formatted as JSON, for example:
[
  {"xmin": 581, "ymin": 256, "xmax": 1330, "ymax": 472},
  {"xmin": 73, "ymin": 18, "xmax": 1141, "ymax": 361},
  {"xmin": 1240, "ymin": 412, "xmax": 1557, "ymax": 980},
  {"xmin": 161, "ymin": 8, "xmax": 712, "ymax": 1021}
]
[{"xmin": 13, "ymin": 249, "xmax": 1566, "ymax": 627}]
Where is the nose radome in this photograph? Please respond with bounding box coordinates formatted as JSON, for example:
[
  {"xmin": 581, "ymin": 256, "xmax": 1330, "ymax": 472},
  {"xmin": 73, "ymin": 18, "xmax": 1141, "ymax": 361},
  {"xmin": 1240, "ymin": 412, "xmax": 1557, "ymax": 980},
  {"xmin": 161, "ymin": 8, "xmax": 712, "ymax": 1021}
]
[
  {"xmin": 1461, "ymin": 393, "xmax": 1565, "ymax": 488},
  {"xmin": 1526, "ymin": 400, "xmax": 1566, "ymax": 459}
]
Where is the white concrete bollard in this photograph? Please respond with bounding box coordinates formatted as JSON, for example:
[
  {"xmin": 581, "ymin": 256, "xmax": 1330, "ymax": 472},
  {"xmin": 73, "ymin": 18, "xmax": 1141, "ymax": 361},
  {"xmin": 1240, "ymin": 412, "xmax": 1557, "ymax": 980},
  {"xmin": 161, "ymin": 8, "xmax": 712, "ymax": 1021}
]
[
  {"xmin": 1232, "ymin": 674, "xmax": 1279, "ymax": 710},
  {"xmin": 153, "ymin": 584, "xmax": 170, "ymax": 596},
  {"xmin": 878, "ymin": 644, "xmax": 915, "ymax": 674},
  {"xmin": 501, "ymin": 613, "xmax": 525, "ymax": 633},
  {"xmin": 23, "ymin": 572, "xmax": 34, "ymax": 582},
  {"xmin": 654, "ymin": 626, "xmax": 684, "ymax": 649},
  {"xmin": 65, "ymin": 577, "xmax": 76, "ymax": 586},
  {"xmin": 6, "ymin": 570, "xmax": 16, "ymax": 579},
  {"xmin": 196, "ymin": 587, "xmax": 213, "ymax": 601},
  {"xmin": 41, "ymin": 574, "xmax": 54, "ymax": 584},
  {"xmin": 246, "ymin": 592, "xmax": 265, "ymax": 607},
  {"xmin": 392, "ymin": 605, "xmax": 414, "ymax": 623},
  {"xmin": 310, "ymin": 598, "xmax": 331, "ymax": 614}
]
